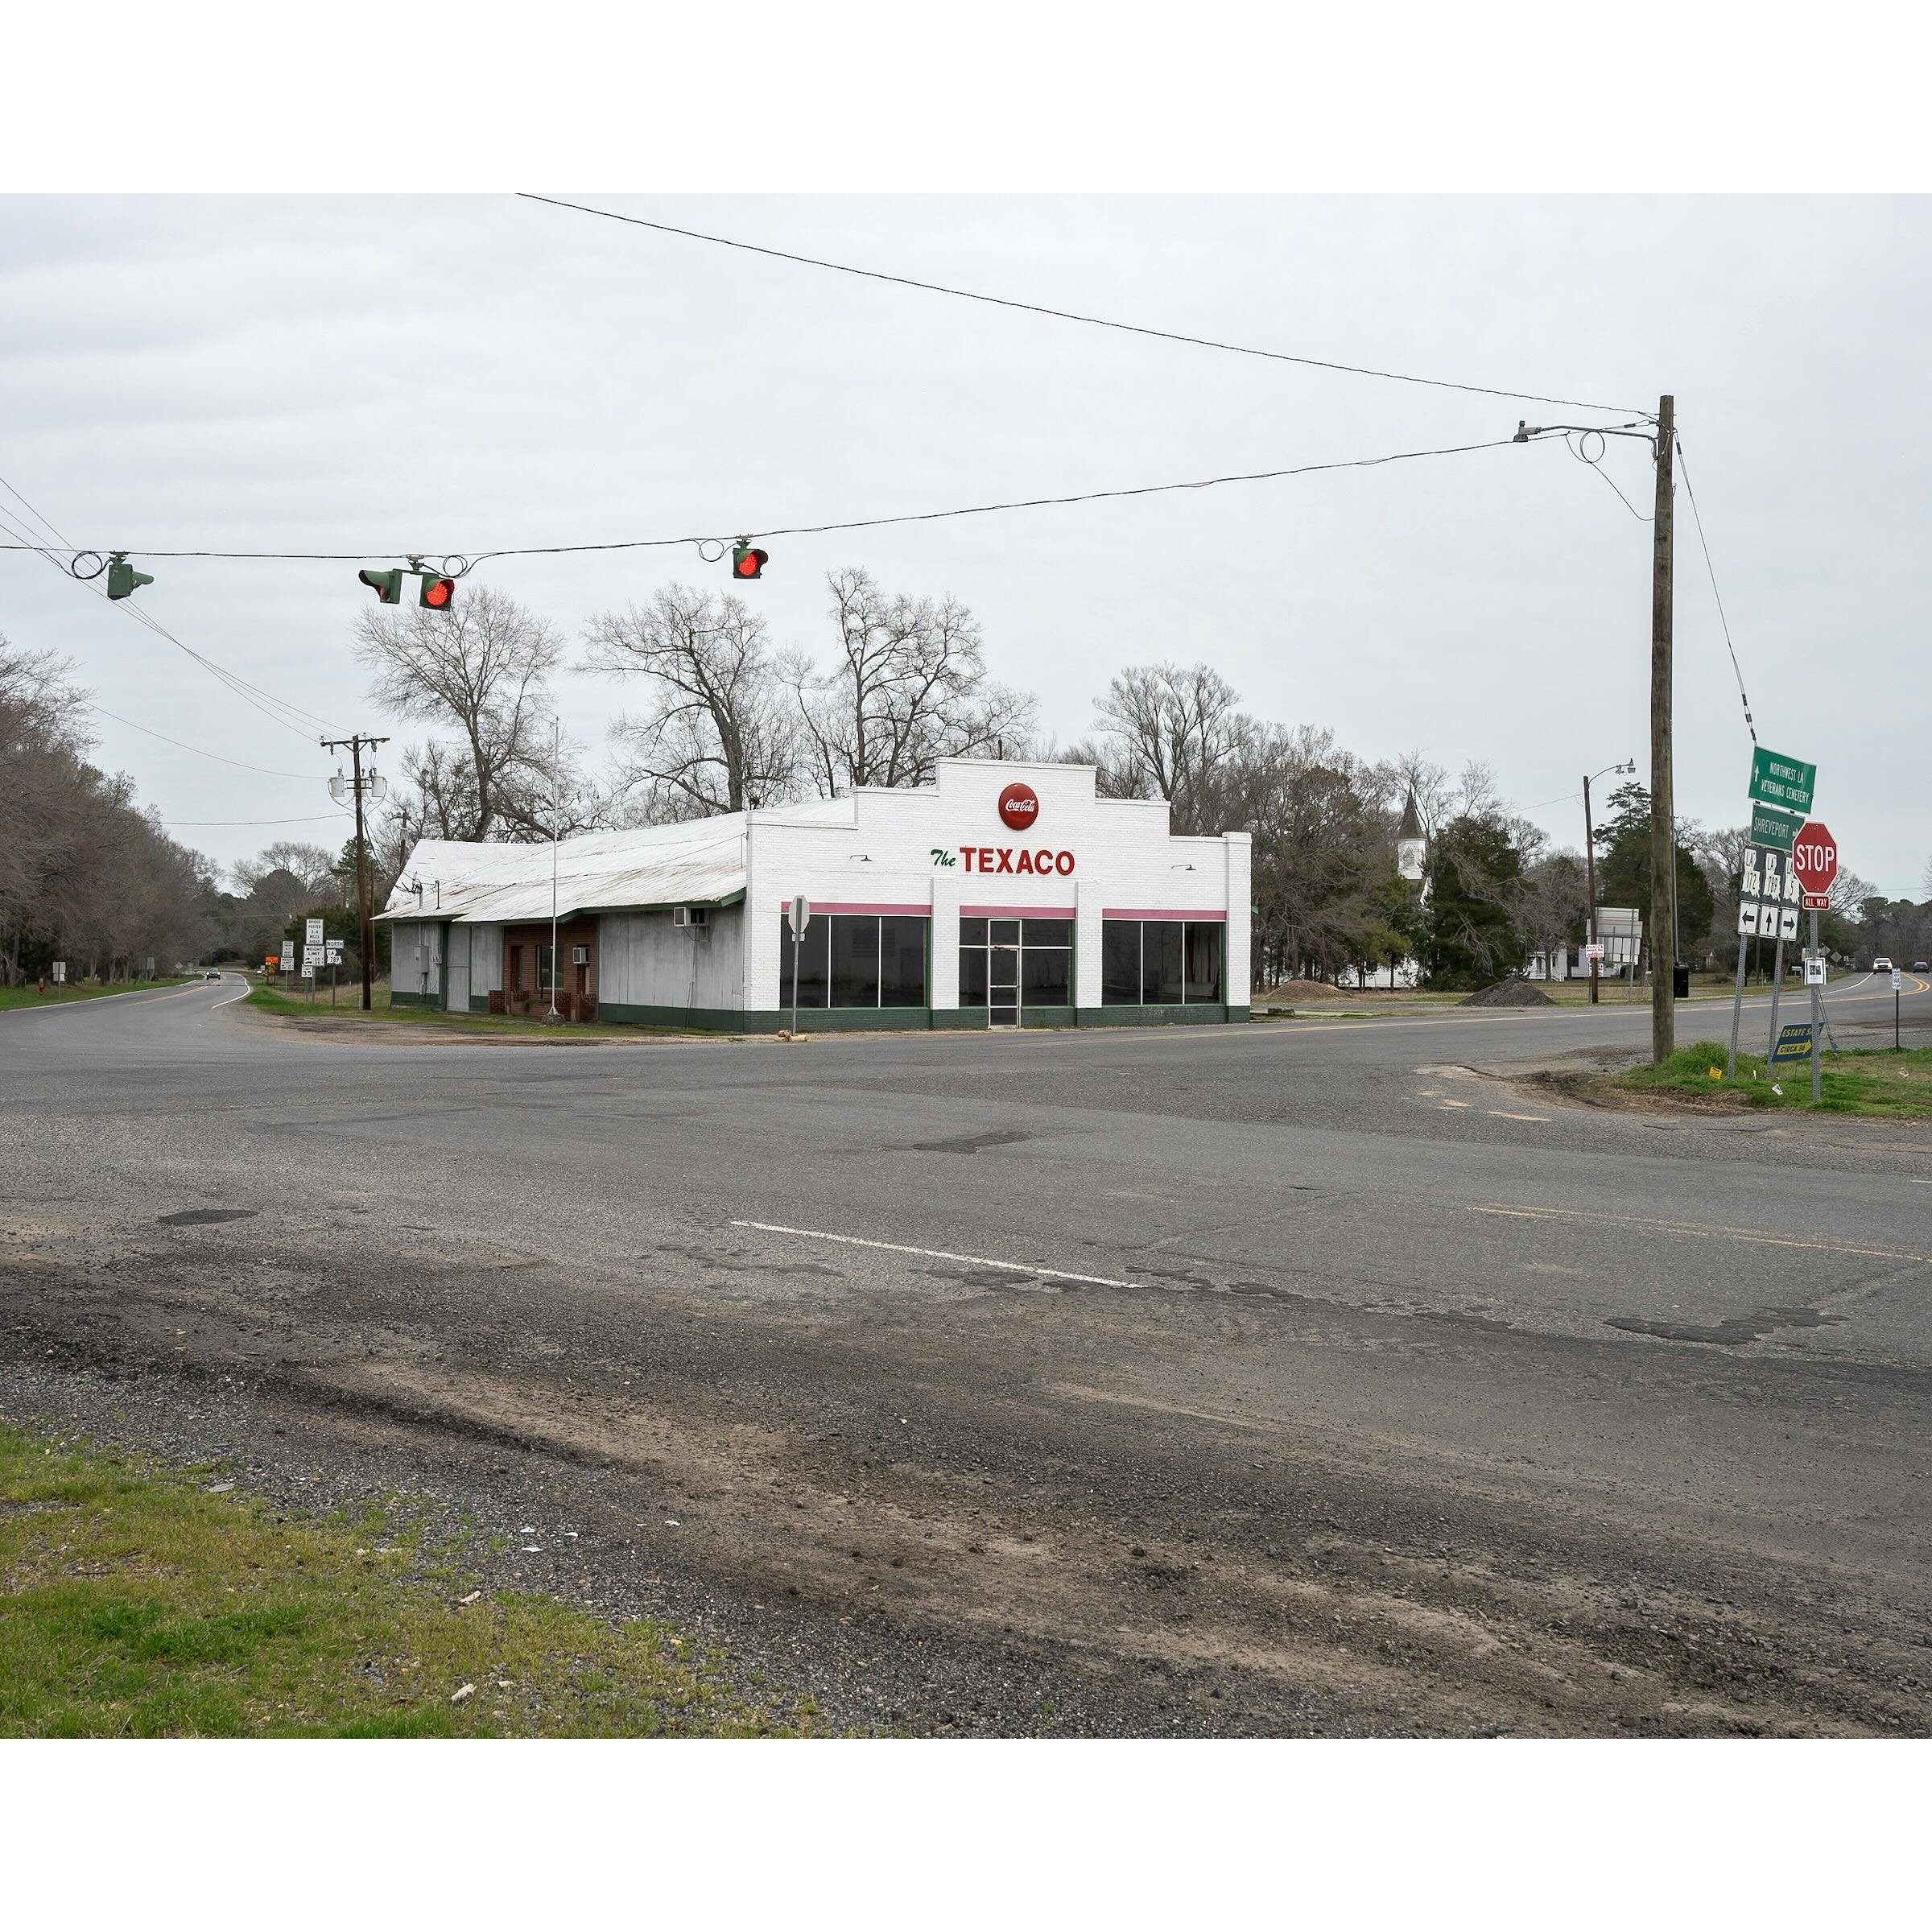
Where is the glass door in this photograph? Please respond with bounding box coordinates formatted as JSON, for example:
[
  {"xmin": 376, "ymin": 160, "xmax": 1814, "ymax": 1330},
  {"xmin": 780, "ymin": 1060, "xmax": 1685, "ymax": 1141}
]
[{"xmin": 989, "ymin": 922, "xmax": 1020, "ymax": 1027}]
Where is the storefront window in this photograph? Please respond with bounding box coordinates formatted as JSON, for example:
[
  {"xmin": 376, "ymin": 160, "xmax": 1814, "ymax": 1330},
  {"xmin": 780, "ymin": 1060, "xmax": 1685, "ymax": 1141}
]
[
  {"xmin": 779, "ymin": 914, "xmax": 925, "ymax": 1009},
  {"xmin": 1141, "ymin": 922, "xmax": 1185, "ymax": 1004},
  {"xmin": 1184, "ymin": 923, "xmax": 1223, "ymax": 1002},
  {"xmin": 1101, "ymin": 922, "xmax": 1140, "ymax": 1005},
  {"xmin": 537, "ymin": 944, "xmax": 556, "ymax": 993},
  {"xmin": 778, "ymin": 916, "xmax": 830, "ymax": 1008},
  {"xmin": 880, "ymin": 916, "xmax": 927, "ymax": 1007},
  {"xmin": 1103, "ymin": 919, "xmax": 1224, "ymax": 1006}
]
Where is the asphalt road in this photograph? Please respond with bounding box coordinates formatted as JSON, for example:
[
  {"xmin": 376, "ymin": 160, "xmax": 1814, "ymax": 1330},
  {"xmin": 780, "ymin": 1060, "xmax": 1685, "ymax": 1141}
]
[{"xmin": 3, "ymin": 972, "xmax": 1929, "ymax": 1736}]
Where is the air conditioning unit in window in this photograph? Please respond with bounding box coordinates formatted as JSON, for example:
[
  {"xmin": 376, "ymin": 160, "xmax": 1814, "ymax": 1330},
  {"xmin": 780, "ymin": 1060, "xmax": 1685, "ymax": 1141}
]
[
  {"xmin": 672, "ymin": 906, "xmax": 708, "ymax": 929},
  {"xmin": 572, "ymin": 944, "xmax": 590, "ymax": 965}
]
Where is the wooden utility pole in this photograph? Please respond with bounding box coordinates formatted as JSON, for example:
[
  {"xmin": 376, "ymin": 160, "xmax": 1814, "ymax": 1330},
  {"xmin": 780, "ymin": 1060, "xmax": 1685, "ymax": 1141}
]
[
  {"xmin": 1649, "ymin": 394, "xmax": 1676, "ymax": 1065},
  {"xmin": 322, "ymin": 733, "xmax": 388, "ymax": 1011}
]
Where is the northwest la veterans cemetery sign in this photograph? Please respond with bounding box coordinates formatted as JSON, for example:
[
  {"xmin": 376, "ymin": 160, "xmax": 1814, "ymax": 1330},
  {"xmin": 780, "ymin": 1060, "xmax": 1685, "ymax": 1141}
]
[{"xmin": 1749, "ymin": 747, "xmax": 1816, "ymax": 815}]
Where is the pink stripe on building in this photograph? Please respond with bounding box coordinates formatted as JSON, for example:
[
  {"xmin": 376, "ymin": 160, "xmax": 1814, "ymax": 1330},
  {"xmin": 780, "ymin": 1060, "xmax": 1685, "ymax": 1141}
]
[
  {"xmin": 773, "ymin": 901, "xmax": 929, "ymax": 916},
  {"xmin": 960, "ymin": 905, "xmax": 1076, "ymax": 919},
  {"xmin": 1101, "ymin": 908, "xmax": 1226, "ymax": 923}
]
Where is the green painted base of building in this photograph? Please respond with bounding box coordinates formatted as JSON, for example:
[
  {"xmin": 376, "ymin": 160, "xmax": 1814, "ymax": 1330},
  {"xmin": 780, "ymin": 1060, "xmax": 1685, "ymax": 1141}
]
[
  {"xmin": 573, "ymin": 1001, "xmax": 1250, "ymax": 1034},
  {"xmin": 390, "ymin": 989, "xmax": 438, "ymax": 1009}
]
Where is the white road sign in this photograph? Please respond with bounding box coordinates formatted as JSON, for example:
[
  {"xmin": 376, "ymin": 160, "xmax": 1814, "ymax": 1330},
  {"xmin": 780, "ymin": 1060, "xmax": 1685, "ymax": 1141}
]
[
  {"xmin": 52, "ymin": 960, "xmax": 66, "ymax": 983},
  {"xmin": 305, "ymin": 918, "xmax": 324, "ymax": 947},
  {"xmin": 279, "ymin": 942, "xmax": 295, "ymax": 972},
  {"xmin": 1804, "ymin": 954, "xmax": 1826, "ymax": 987},
  {"xmin": 789, "ymin": 895, "xmax": 811, "ymax": 937},
  {"xmin": 1892, "ymin": 968, "xmax": 1904, "ymax": 993}
]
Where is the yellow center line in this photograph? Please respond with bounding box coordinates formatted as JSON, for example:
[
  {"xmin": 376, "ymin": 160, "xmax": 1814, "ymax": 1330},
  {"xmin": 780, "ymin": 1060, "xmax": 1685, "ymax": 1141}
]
[{"xmin": 1464, "ymin": 1201, "xmax": 1932, "ymax": 1265}]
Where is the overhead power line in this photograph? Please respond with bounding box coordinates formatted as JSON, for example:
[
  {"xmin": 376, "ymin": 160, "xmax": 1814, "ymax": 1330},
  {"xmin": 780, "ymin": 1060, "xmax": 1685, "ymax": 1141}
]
[
  {"xmin": 1674, "ymin": 440, "xmax": 1757, "ymax": 747},
  {"xmin": 0, "ymin": 433, "xmax": 1542, "ymax": 573},
  {"xmin": 162, "ymin": 811, "xmax": 353, "ymax": 828},
  {"xmin": 0, "ymin": 483, "xmax": 340, "ymax": 743},
  {"xmin": 518, "ymin": 192, "xmax": 1652, "ymax": 419},
  {"xmin": 85, "ymin": 704, "xmax": 331, "ymax": 781}
]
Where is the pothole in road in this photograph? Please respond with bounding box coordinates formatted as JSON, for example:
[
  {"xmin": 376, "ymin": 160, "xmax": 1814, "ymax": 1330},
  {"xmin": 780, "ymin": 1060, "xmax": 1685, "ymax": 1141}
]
[
  {"xmin": 895, "ymin": 1129, "xmax": 1034, "ymax": 1155},
  {"xmin": 1605, "ymin": 1306, "xmax": 1847, "ymax": 1347},
  {"xmin": 158, "ymin": 1208, "xmax": 258, "ymax": 1227}
]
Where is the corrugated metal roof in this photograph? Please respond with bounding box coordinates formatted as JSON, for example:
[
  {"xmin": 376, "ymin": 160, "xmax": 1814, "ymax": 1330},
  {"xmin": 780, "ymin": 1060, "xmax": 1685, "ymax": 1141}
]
[{"xmin": 378, "ymin": 815, "xmax": 762, "ymax": 925}]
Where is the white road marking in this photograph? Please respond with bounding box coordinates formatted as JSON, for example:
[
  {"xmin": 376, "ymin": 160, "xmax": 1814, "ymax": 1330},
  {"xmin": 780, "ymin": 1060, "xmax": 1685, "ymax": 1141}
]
[
  {"xmin": 1439, "ymin": 1098, "xmax": 1470, "ymax": 1109},
  {"xmin": 729, "ymin": 1219, "xmax": 1133, "ymax": 1288},
  {"xmin": 1487, "ymin": 1110, "xmax": 1551, "ymax": 1122}
]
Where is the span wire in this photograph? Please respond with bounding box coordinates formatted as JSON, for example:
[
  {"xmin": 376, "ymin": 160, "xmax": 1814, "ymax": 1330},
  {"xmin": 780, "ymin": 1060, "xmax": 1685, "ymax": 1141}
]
[{"xmin": 518, "ymin": 193, "xmax": 1653, "ymax": 419}]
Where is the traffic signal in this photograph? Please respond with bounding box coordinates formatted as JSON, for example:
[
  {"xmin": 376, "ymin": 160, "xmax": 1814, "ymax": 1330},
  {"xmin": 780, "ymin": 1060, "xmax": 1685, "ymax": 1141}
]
[
  {"xmin": 358, "ymin": 567, "xmax": 403, "ymax": 604},
  {"xmin": 731, "ymin": 543, "xmax": 768, "ymax": 581},
  {"xmin": 419, "ymin": 573, "xmax": 456, "ymax": 611},
  {"xmin": 105, "ymin": 552, "xmax": 154, "ymax": 600}
]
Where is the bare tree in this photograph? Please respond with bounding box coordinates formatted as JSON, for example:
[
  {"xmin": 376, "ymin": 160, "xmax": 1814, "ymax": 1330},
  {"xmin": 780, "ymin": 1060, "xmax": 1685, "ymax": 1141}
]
[
  {"xmin": 1089, "ymin": 663, "xmax": 1252, "ymax": 836},
  {"xmin": 584, "ymin": 585, "xmax": 801, "ymax": 819},
  {"xmin": 232, "ymin": 840, "xmax": 341, "ymax": 903},
  {"xmin": 786, "ymin": 568, "xmax": 1034, "ymax": 796},
  {"xmin": 353, "ymin": 584, "xmax": 563, "ymax": 840}
]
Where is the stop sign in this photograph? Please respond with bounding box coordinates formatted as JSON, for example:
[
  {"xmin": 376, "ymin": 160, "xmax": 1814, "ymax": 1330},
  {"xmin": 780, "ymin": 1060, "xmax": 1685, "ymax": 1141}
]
[{"xmin": 1791, "ymin": 819, "xmax": 1838, "ymax": 903}]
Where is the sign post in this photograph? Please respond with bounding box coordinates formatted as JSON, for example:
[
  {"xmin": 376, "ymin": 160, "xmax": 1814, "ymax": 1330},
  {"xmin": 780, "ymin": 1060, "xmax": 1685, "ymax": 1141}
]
[
  {"xmin": 1895, "ymin": 966, "xmax": 1905, "ymax": 1051},
  {"xmin": 1786, "ymin": 822, "xmax": 1838, "ymax": 1104},
  {"xmin": 787, "ymin": 895, "xmax": 810, "ymax": 1038}
]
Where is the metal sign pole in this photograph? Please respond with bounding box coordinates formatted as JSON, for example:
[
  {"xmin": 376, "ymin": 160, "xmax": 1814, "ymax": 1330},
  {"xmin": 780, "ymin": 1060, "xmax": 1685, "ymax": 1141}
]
[
  {"xmin": 791, "ymin": 930, "xmax": 799, "ymax": 1036},
  {"xmin": 1810, "ymin": 910, "xmax": 1823, "ymax": 1103},
  {"xmin": 1767, "ymin": 933, "xmax": 1785, "ymax": 1063},
  {"xmin": 1726, "ymin": 934, "xmax": 1748, "ymax": 1078}
]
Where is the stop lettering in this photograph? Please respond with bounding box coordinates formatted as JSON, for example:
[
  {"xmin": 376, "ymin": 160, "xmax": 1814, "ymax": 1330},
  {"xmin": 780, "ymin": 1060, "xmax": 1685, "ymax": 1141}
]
[{"xmin": 1790, "ymin": 820, "xmax": 1837, "ymax": 897}]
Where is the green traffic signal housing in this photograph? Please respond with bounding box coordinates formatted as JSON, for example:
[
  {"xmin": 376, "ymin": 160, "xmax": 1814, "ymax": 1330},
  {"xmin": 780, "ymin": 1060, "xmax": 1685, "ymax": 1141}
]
[
  {"xmin": 358, "ymin": 567, "xmax": 404, "ymax": 604},
  {"xmin": 105, "ymin": 552, "xmax": 154, "ymax": 600}
]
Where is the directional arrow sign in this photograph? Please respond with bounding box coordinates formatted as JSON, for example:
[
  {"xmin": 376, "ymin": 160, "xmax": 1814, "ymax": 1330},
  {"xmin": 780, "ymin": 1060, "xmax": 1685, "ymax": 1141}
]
[
  {"xmin": 1790, "ymin": 820, "xmax": 1837, "ymax": 908},
  {"xmin": 1750, "ymin": 747, "xmax": 1816, "ymax": 815}
]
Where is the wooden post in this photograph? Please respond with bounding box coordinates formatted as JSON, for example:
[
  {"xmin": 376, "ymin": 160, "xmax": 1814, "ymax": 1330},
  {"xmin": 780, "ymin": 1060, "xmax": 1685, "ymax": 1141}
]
[
  {"xmin": 1649, "ymin": 394, "xmax": 1676, "ymax": 1064},
  {"xmin": 1583, "ymin": 770, "xmax": 1600, "ymax": 1005}
]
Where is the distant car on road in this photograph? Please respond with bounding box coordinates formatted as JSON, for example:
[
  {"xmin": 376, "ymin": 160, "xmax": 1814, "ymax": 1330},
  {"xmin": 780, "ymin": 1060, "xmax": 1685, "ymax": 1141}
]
[
  {"xmin": 1913, "ymin": 960, "xmax": 1929, "ymax": 973},
  {"xmin": 204, "ymin": 968, "xmax": 222, "ymax": 980},
  {"xmin": 1872, "ymin": 956, "xmax": 1893, "ymax": 972}
]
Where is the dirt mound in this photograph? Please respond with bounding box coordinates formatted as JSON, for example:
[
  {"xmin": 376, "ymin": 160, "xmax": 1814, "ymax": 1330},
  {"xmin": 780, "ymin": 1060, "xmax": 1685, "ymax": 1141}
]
[
  {"xmin": 1267, "ymin": 978, "xmax": 1351, "ymax": 1000},
  {"xmin": 1459, "ymin": 978, "xmax": 1554, "ymax": 1008}
]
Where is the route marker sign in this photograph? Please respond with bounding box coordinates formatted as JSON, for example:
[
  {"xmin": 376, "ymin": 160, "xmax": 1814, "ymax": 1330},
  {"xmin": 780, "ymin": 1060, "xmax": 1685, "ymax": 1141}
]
[
  {"xmin": 1790, "ymin": 820, "xmax": 1838, "ymax": 910},
  {"xmin": 1749, "ymin": 747, "xmax": 1816, "ymax": 815}
]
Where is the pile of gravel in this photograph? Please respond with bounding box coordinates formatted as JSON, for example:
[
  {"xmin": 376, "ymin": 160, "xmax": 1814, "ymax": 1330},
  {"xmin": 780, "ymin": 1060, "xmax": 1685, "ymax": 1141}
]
[{"xmin": 1459, "ymin": 978, "xmax": 1555, "ymax": 1008}]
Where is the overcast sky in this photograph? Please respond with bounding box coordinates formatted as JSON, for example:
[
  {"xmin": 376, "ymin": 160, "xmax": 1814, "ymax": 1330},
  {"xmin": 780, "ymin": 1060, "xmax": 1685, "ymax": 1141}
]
[{"xmin": 2, "ymin": 195, "xmax": 1926, "ymax": 896}]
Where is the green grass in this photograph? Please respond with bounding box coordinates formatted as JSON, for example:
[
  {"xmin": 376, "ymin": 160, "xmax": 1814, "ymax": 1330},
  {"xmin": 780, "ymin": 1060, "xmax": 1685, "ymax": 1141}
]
[
  {"xmin": 1619, "ymin": 1039, "xmax": 1932, "ymax": 1117},
  {"xmin": 242, "ymin": 983, "xmax": 710, "ymax": 1040},
  {"xmin": 0, "ymin": 1424, "xmax": 809, "ymax": 1736},
  {"xmin": 0, "ymin": 977, "xmax": 193, "ymax": 1010}
]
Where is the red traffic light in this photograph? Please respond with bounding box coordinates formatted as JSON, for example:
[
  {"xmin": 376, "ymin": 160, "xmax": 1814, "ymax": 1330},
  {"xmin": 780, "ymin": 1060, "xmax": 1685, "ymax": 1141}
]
[
  {"xmin": 419, "ymin": 574, "xmax": 456, "ymax": 610},
  {"xmin": 732, "ymin": 543, "xmax": 768, "ymax": 580}
]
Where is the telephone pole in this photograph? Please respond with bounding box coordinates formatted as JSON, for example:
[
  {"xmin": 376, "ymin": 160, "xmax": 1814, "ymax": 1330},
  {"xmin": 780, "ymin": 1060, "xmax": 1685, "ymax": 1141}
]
[
  {"xmin": 324, "ymin": 733, "xmax": 388, "ymax": 1011},
  {"xmin": 1649, "ymin": 395, "xmax": 1677, "ymax": 1065}
]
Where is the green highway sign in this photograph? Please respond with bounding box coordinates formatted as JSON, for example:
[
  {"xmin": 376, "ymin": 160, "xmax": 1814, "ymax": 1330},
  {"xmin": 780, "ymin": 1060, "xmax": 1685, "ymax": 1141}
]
[
  {"xmin": 1749, "ymin": 802, "xmax": 1795, "ymax": 852},
  {"xmin": 1749, "ymin": 746, "xmax": 1815, "ymax": 814}
]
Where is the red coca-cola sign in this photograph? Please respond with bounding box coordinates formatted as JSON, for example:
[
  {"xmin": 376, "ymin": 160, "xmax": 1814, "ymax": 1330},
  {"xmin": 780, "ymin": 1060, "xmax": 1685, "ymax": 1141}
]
[{"xmin": 997, "ymin": 782, "xmax": 1039, "ymax": 831}]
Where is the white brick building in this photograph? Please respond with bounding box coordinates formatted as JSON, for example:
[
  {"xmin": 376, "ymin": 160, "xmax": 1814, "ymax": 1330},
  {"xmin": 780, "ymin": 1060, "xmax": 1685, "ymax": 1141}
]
[{"xmin": 379, "ymin": 758, "xmax": 1251, "ymax": 1031}]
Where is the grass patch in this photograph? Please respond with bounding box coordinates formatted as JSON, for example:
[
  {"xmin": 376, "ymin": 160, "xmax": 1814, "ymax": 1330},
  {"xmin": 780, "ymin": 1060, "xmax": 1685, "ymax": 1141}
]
[
  {"xmin": 1619, "ymin": 1039, "xmax": 1932, "ymax": 1117},
  {"xmin": 0, "ymin": 978, "xmax": 193, "ymax": 1011},
  {"xmin": 242, "ymin": 983, "xmax": 708, "ymax": 1040},
  {"xmin": 0, "ymin": 1424, "xmax": 808, "ymax": 1736}
]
